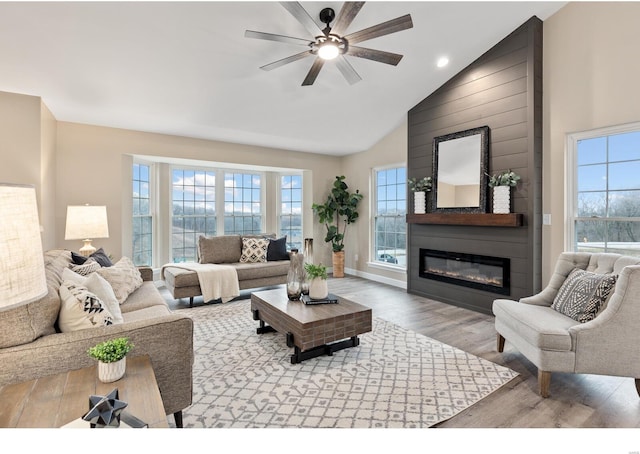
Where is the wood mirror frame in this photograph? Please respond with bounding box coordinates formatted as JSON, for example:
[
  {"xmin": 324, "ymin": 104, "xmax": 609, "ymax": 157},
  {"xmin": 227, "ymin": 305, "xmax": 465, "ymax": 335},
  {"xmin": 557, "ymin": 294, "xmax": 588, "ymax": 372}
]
[{"xmin": 431, "ymin": 125, "xmax": 490, "ymax": 214}]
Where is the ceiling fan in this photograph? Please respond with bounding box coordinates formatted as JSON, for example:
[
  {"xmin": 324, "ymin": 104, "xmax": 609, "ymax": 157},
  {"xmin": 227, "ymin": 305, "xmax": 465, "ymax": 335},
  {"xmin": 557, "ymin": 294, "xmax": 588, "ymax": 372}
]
[{"xmin": 245, "ymin": 2, "xmax": 413, "ymax": 86}]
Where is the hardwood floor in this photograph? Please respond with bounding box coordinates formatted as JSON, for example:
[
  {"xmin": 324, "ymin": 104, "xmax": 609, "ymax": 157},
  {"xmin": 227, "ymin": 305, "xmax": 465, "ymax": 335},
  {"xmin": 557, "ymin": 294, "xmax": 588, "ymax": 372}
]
[{"xmin": 160, "ymin": 275, "xmax": 640, "ymax": 429}]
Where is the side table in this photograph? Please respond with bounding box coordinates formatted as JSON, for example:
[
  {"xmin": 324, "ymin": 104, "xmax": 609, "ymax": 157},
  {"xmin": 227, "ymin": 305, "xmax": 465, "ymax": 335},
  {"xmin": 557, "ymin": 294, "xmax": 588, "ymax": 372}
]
[{"xmin": 0, "ymin": 355, "xmax": 168, "ymax": 428}]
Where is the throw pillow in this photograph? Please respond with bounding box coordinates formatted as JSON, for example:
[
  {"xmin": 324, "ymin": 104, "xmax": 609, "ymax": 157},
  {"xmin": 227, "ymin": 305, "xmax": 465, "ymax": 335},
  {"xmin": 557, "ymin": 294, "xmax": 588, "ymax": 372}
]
[
  {"xmin": 240, "ymin": 237, "xmax": 269, "ymax": 263},
  {"xmin": 60, "ymin": 268, "xmax": 123, "ymax": 324},
  {"xmin": 551, "ymin": 268, "xmax": 618, "ymax": 323},
  {"xmin": 267, "ymin": 236, "xmax": 289, "ymax": 261},
  {"xmin": 69, "ymin": 258, "xmax": 101, "ymax": 276},
  {"xmin": 96, "ymin": 256, "xmax": 143, "ymax": 304},
  {"xmin": 72, "ymin": 248, "xmax": 113, "ymax": 267},
  {"xmin": 58, "ymin": 281, "xmax": 114, "ymax": 332},
  {"xmin": 198, "ymin": 235, "xmax": 242, "ymax": 264}
]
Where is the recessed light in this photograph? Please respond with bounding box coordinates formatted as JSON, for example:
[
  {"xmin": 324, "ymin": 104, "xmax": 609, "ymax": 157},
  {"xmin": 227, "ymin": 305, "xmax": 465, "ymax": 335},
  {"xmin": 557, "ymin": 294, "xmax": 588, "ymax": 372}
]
[{"xmin": 437, "ymin": 57, "xmax": 449, "ymax": 68}]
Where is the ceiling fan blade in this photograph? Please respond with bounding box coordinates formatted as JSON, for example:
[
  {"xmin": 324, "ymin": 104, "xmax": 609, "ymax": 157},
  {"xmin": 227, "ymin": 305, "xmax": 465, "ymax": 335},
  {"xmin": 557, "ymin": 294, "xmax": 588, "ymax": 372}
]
[
  {"xmin": 260, "ymin": 50, "xmax": 312, "ymax": 71},
  {"xmin": 280, "ymin": 2, "xmax": 325, "ymax": 38},
  {"xmin": 330, "ymin": 2, "xmax": 365, "ymax": 37},
  {"xmin": 344, "ymin": 14, "xmax": 413, "ymax": 45},
  {"xmin": 245, "ymin": 30, "xmax": 311, "ymax": 46},
  {"xmin": 347, "ymin": 46, "xmax": 404, "ymax": 66},
  {"xmin": 302, "ymin": 57, "xmax": 325, "ymax": 86},
  {"xmin": 335, "ymin": 56, "xmax": 362, "ymax": 85}
]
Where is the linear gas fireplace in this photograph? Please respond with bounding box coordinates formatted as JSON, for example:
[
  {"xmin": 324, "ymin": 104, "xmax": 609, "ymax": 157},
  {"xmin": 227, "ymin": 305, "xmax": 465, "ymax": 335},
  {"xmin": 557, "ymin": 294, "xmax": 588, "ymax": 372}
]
[{"xmin": 419, "ymin": 249, "xmax": 510, "ymax": 295}]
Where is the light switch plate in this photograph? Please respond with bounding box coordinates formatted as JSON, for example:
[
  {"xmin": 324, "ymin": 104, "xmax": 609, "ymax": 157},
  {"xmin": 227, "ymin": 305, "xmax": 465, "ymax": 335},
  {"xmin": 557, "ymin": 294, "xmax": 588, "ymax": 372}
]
[{"xmin": 543, "ymin": 214, "xmax": 551, "ymax": 225}]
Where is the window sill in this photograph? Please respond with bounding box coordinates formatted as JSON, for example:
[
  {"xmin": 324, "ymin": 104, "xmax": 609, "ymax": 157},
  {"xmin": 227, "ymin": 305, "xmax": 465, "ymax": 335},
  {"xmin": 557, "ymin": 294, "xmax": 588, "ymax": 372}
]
[{"xmin": 367, "ymin": 261, "xmax": 406, "ymax": 273}]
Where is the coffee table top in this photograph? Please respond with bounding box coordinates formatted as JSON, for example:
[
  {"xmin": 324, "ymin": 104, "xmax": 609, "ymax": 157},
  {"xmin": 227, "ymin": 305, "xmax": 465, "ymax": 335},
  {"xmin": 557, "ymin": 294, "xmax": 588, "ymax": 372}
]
[{"xmin": 251, "ymin": 288, "xmax": 371, "ymax": 323}]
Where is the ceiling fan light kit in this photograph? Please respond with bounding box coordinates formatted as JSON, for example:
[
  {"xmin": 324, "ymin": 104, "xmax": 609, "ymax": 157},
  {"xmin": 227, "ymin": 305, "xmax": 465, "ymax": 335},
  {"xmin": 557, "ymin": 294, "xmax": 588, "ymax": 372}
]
[{"xmin": 245, "ymin": 2, "xmax": 413, "ymax": 86}]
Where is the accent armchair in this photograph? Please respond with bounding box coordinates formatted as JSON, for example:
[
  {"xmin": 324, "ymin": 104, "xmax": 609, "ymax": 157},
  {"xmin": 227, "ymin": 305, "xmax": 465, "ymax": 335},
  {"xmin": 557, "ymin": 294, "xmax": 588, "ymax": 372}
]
[{"xmin": 492, "ymin": 252, "xmax": 640, "ymax": 397}]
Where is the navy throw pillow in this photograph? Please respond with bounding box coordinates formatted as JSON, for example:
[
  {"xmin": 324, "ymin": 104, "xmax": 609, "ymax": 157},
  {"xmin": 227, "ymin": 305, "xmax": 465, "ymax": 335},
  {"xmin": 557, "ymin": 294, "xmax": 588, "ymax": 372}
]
[{"xmin": 267, "ymin": 237, "xmax": 289, "ymax": 261}]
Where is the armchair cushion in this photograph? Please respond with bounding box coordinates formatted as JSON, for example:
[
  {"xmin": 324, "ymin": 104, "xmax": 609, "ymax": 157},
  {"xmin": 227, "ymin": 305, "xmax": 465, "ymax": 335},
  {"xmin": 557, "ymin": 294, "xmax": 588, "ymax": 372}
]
[{"xmin": 551, "ymin": 268, "xmax": 617, "ymax": 323}]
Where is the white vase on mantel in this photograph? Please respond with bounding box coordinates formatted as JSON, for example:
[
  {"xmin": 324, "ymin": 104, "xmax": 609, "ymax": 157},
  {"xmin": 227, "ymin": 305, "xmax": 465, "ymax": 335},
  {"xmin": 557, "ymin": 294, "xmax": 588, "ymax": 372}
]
[
  {"xmin": 414, "ymin": 191, "xmax": 426, "ymax": 214},
  {"xmin": 493, "ymin": 186, "xmax": 511, "ymax": 214}
]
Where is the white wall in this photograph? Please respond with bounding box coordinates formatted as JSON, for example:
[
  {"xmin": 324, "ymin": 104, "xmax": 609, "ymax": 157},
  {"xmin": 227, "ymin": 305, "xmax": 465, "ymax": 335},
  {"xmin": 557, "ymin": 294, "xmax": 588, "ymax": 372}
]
[{"xmin": 543, "ymin": 2, "xmax": 640, "ymax": 283}]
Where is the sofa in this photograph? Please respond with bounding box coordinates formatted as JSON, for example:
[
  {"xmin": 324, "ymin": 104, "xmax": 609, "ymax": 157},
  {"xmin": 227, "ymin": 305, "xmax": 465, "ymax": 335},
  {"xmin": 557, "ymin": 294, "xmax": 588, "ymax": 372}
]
[
  {"xmin": 0, "ymin": 249, "xmax": 194, "ymax": 427},
  {"xmin": 493, "ymin": 251, "xmax": 640, "ymax": 397},
  {"xmin": 163, "ymin": 234, "xmax": 291, "ymax": 307}
]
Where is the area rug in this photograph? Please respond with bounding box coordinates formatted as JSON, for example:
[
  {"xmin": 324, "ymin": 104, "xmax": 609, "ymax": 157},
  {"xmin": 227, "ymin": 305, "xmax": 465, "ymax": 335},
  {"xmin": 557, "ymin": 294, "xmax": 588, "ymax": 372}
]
[{"xmin": 178, "ymin": 300, "xmax": 518, "ymax": 428}]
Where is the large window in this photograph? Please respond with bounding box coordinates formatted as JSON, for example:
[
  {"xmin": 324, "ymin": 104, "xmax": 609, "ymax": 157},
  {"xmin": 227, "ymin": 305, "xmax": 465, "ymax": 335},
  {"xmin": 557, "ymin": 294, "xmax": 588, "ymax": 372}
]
[
  {"xmin": 171, "ymin": 169, "xmax": 216, "ymax": 262},
  {"xmin": 568, "ymin": 124, "xmax": 640, "ymax": 257},
  {"xmin": 280, "ymin": 174, "xmax": 303, "ymax": 250},
  {"xmin": 224, "ymin": 172, "xmax": 263, "ymax": 235},
  {"xmin": 373, "ymin": 166, "xmax": 407, "ymax": 267},
  {"xmin": 132, "ymin": 163, "xmax": 153, "ymax": 266}
]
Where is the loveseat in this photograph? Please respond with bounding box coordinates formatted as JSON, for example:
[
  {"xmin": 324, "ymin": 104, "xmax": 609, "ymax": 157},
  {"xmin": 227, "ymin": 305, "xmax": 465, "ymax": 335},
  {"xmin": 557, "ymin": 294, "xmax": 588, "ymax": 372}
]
[
  {"xmin": 0, "ymin": 249, "xmax": 194, "ymax": 427},
  {"xmin": 163, "ymin": 234, "xmax": 290, "ymax": 307}
]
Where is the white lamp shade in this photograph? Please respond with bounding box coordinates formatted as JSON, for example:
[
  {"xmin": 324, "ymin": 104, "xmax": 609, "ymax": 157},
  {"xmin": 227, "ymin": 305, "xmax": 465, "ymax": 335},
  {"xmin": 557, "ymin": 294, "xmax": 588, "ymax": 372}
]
[
  {"xmin": 0, "ymin": 184, "xmax": 47, "ymax": 310},
  {"xmin": 65, "ymin": 205, "xmax": 109, "ymax": 240}
]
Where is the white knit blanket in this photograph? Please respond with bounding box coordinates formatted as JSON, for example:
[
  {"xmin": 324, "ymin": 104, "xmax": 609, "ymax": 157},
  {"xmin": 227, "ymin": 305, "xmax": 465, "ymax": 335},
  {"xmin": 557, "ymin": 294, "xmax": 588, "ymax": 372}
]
[{"xmin": 161, "ymin": 262, "xmax": 240, "ymax": 303}]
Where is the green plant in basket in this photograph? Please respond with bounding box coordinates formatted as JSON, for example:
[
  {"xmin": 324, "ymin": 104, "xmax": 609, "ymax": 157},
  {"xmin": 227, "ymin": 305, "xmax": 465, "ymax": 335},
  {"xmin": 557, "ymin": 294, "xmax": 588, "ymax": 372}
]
[
  {"xmin": 304, "ymin": 263, "xmax": 328, "ymax": 280},
  {"xmin": 87, "ymin": 337, "xmax": 134, "ymax": 363}
]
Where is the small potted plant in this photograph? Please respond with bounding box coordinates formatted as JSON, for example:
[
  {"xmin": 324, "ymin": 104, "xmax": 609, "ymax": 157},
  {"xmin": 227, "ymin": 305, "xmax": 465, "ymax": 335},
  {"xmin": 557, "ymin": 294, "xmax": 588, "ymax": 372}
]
[
  {"xmin": 487, "ymin": 170, "xmax": 521, "ymax": 214},
  {"xmin": 88, "ymin": 337, "xmax": 134, "ymax": 383},
  {"xmin": 304, "ymin": 263, "xmax": 329, "ymax": 300},
  {"xmin": 408, "ymin": 176, "xmax": 433, "ymax": 214}
]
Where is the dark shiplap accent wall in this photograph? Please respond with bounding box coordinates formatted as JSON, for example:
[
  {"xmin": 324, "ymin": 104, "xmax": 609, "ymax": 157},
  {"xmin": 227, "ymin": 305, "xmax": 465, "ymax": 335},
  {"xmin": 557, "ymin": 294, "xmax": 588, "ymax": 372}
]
[{"xmin": 407, "ymin": 16, "xmax": 542, "ymax": 314}]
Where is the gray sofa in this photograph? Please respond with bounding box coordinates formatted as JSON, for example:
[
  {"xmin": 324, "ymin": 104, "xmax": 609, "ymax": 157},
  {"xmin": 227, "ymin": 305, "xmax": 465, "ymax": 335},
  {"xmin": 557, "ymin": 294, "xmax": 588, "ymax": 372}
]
[
  {"xmin": 0, "ymin": 249, "xmax": 194, "ymax": 427},
  {"xmin": 163, "ymin": 234, "xmax": 290, "ymax": 307}
]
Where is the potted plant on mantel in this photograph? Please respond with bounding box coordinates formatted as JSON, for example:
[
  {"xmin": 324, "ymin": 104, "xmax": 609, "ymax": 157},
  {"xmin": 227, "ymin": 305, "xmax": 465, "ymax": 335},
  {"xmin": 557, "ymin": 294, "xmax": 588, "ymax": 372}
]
[
  {"xmin": 408, "ymin": 176, "xmax": 433, "ymax": 214},
  {"xmin": 304, "ymin": 263, "xmax": 329, "ymax": 300},
  {"xmin": 312, "ymin": 175, "xmax": 363, "ymax": 278},
  {"xmin": 487, "ymin": 169, "xmax": 521, "ymax": 214},
  {"xmin": 87, "ymin": 337, "xmax": 134, "ymax": 383}
]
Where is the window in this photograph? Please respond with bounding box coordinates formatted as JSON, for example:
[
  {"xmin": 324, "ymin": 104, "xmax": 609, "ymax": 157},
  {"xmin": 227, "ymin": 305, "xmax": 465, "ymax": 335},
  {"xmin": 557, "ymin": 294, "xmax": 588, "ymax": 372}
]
[
  {"xmin": 373, "ymin": 166, "xmax": 407, "ymax": 267},
  {"xmin": 224, "ymin": 172, "xmax": 263, "ymax": 235},
  {"xmin": 132, "ymin": 163, "xmax": 153, "ymax": 266},
  {"xmin": 171, "ymin": 169, "xmax": 216, "ymax": 262},
  {"xmin": 280, "ymin": 174, "xmax": 303, "ymax": 250},
  {"xmin": 568, "ymin": 124, "xmax": 640, "ymax": 257}
]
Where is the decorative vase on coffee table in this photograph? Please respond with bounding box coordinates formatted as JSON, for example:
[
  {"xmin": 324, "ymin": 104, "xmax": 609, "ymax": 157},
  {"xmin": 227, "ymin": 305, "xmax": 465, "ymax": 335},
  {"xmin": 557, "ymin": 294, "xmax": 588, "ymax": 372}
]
[
  {"xmin": 98, "ymin": 357, "xmax": 126, "ymax": 383},
  {"xmin": 308, "ymin": 277, "xmax": 329, "ymax": 300},
  {"xmin": 493, "ymin": 186, "xmax": 511, "ymax": 214},
  {"xmin": 414, "ymin": 191, "xmax": 426, "ymax": 214}
]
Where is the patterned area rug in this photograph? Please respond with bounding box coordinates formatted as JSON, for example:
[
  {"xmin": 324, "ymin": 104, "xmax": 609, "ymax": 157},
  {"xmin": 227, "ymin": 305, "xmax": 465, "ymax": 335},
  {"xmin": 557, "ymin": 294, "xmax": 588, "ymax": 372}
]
[{"xmin": 178, "ymin": 300, "xmax": 518, "ymax": 428}]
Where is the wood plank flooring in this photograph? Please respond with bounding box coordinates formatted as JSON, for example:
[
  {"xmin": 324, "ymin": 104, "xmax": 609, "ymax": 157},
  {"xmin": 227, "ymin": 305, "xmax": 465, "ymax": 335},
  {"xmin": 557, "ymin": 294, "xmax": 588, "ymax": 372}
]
[{"xmin": 160, "ymin": 275, "xmax": 640, "ymax": 429}]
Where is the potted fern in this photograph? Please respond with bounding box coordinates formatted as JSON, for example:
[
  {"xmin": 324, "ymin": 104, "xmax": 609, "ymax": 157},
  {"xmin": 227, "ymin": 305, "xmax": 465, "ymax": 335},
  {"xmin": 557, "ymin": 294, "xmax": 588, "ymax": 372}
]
[
  {"xmin": 487, "ymin": 170, "xmax": 521, "ymax": 214},
  {"xmin": 88, "ymin": 337, "xmax": 134, "ymax": 383},
  {"xmin": 304, "ymin": 263, "xmax": 328, "ymax": 300}
]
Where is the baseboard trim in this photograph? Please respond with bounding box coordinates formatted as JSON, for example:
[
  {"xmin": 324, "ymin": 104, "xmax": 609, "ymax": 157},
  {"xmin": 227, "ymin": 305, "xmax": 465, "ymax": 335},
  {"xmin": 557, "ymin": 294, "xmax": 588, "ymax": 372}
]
[{"xmin": 341, "ymin": 267, "xmax": 407, "ymax": 290}]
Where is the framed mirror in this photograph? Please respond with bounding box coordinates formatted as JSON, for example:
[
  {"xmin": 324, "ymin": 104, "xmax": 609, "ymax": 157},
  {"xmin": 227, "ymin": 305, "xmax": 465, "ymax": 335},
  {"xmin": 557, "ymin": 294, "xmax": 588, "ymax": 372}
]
[{"xmin": 431, "ymin": 126, "xmax": 489, "ymax": 213}]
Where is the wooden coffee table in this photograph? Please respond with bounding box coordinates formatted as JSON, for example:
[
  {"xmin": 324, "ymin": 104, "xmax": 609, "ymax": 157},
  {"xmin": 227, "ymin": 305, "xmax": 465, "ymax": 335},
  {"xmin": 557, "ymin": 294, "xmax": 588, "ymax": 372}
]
[
  {"xmin": 0, "ymin": 355, "xmax": 168, "ymax": 428},
  {"xmin": 251, "ymin": 288, "xmax": 372, "ymax": 364}
]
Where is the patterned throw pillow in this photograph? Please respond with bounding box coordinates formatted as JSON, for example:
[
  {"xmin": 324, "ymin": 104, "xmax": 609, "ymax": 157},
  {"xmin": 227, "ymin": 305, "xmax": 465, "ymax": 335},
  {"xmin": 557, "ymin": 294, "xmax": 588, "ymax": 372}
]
[
  {"xmin": 96, "ymin": 256, "xmax": 143, "ymax": 304},
  {"xmin": 58, "ymin": 281, "xmax": 114, "ymax": 332},
  {"xmin": 551, "ymin": 268, "xmax": 617, "ymax": 323},
  {"xmin": 69, "ymin": 258, "xmax": 101, "ymax": 276},
  {"xmin": 240, "ymin": 237, "xmax": 269, "ymax": 263}
]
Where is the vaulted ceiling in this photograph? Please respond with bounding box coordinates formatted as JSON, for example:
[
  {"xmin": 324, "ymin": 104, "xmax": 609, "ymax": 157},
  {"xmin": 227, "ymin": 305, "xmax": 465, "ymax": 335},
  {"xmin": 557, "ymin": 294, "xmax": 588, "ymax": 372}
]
[{"xmin": 0, "ymin": 1, "xmax": 566, "ymax": 155}]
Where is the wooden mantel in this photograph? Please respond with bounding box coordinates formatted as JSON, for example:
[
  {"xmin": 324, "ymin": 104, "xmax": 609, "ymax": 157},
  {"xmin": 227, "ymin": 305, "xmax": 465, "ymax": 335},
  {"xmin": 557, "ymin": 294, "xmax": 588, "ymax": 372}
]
[{"xmin": 406, "ymin": 213, "xmax": 523, "ymax": 227}]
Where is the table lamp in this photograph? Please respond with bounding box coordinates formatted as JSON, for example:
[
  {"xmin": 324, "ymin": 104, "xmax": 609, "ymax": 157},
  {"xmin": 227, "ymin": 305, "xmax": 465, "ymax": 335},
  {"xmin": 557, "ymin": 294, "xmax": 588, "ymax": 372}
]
[
  {"xmin": 65, "ymin": 205, "xmax": 109, "ymax": 257},
  {"xmin": 0, "ymin": 183, "xmax": 47, "ymax": 311}
]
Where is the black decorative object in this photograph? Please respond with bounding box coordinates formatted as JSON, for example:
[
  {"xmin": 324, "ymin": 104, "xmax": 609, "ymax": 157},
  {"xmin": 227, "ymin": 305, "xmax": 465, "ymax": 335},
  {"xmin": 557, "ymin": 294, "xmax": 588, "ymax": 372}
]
[{"xmin": 82, "ymin": 388, "xmax": 128, "ymax": 428}]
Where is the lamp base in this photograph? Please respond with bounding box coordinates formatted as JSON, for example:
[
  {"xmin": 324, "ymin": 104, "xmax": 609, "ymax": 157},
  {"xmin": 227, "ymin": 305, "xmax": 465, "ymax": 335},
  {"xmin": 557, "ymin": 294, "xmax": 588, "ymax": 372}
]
[{"xmin": 79, "ymin": 240, "xmax": 96, "ymax": 257}]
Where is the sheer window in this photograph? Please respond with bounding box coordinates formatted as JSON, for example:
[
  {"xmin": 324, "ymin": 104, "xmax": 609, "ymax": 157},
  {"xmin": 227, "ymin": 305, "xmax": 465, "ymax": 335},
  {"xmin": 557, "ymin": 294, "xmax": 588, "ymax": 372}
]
[
  {"xmin": 373, "ymin": 166, "xmax": 407, "ymax": 267},
  {"xmin": 171, "ymin": 169, "xmax": 216, "ymax": 262},
  {"xmin": 280, "ymin": 174, "xmax": 303, "ymax": 250},
  {"xmin": 224, "ymin": 172, "xmax": 263, "ymax": 235},
  {"xmin": 132, "ymin": 163, "xmax": 153, "ymax": 266},
  {"xmin": 568, "ymin": 125, "xmax": 640, "ymax": 257}
]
